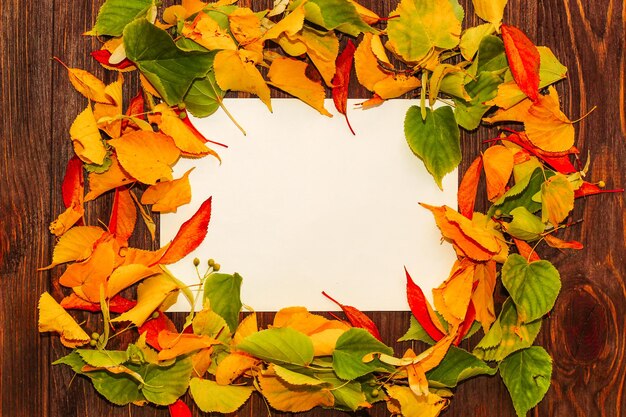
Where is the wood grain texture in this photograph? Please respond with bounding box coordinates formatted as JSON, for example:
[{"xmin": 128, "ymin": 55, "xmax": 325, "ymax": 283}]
[{"xmin": 0, "ymin": 1, "xmax": 624, "ymax": 416}]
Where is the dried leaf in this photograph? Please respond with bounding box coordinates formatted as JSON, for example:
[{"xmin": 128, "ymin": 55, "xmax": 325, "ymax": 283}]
[
  {"xmin": 215, "ymin": 352, "xmax": 260, "ymax": 385},
  {"xmin": 472, "ymin": 260, "xmax": 496, "ymax": 333},
  {"xmin": 38, "ymin": 292, "xmax": 90, "ymax": 348},
  {"xmin": 501, "ymin": 24, "xmax": 540, "ymax": 102},
  {"xmin": 141, "ymin": 169, "xmax": 193, "ymax": 213},
  {"xmin": 405, "ymin": 268, "xmax": 446, "ymax": 341},
  {"xmin": 322, "ymin": 291, "xmax": 381, "ymax": 341},
  {"xmin": 432, "ymin": 260, "xmax": 475, "ymax": 327},
  {"xmin": 457, "ymin": 155, "xmax": 483, "ymax": 219},
  {"xmin": 107, "ymin": 264, "xmax": 159, "ymax": 298},
  {"xmin": 331, "ymin": 40, "xmax": 356, "ymax": 133},
  {"xmin": 214, "ymin": 49, "xmax": 272, "ymax": 111},
  {"xmin": 55, "ymin": 57, "xmax": 113, "ymax": 103},
  {"xmin": 85, "ymin": 155, "xmax": 135, "ymax": 201},
  {"xmin": 541, "ymin": 173, "xmax": 575, "ymax": 227},
  {"xmin": 483, "ymin": 145, "xmax": 514, "ymax": 201},
  {"xmin": 42, "ymin": 226, "xmax": 106, "ymax": 269},
  {"xmin": 153, "ymin": 104, "xmax": 216, "ymax": 157},
  {"xmin": 257, "ymin": 371, "xmax": 334, "ymax": 412},
  {"xmin": 157, "ymin": 331, "xmax": 220, "ymax": 360},
  {"xmin": 112, "ymin": 274, "xmax": 180, "ymax": 326},
  {"xmin": 70, "ymin": 106, "xmax": 107, "ymax": 165}
]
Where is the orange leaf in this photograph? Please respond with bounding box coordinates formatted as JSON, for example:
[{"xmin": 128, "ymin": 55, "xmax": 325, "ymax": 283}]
[
  {"xmin": 55, "ymin": 57, "xmax": 113, "ymax": 104},
  {"xmin": 501, "ymin": 24, "xmax": 540, "ymax": 102},
  {"xmin": 85, "ymin": 155, "xmax": 135, "ymax": 201},
  {"xmin": 112, "ymin": 274, "xmax": 180, "ymax": 326},
  {"xmin": 154, "ymin": 104, "xmax": 217, "ymax": 157},
  {"xmin": 457, "ymin": 155, "xmax": 483, "ymax": 219},
  {"xmin": 483, "ymin": 145, "xmax": 514, "ymax": 201},
  {"xmin": 273, "ymin": 307, "xmax": 349, "ymax": 336},
  {"xmin": 41, "ymin": 226, "xmax": 106, "ymax": 269},
  {"xmin": 109, "ymin": 187, "xmax": 137, "ymax": 244},
  {"xmin": 215, "ymin": 352, "xmax": 260, "ymax": 385},
  {"xmin": 109, "ymin": 131, "xmax": 181, "ymax": 185},
  {"xmin": 50, "ymin": 157, "xmax": 85, "ymax": 236},
  {"xmin": 157, "ymin": 331, "xmax": 220, "ymax": 361},
  {"xmin": 38, "ymin": 292, "xmax": 90, "ymax": 348},
  {"xmin": 544, "ymin": 234, "xmax": 583, "ymax": 250},
  {"xmin": 229, "ymin": 7, "xmax": 264, "ymax": 54},
  {"xmin": 513, "ymin": 237, "xmax": 540, "ymax": 262},
  {"xmin": 432, "ymin": 260, "xmax": 475, "ymax": 327},
  {"xmin": 182, "ymin": 12, "xmax": 237, "ymax": 51},
  {"xmin": 405, "ymin": 268, "xmax": 446, "ymax": 341},
  {"xmin": 93, "ymin": 76, "xmax": 124, "ymax": 139},
  {"xmin": 141, "ymin": 168, "xmax": 193, "ymax": 213},
  {"xmin": 157, "ymin": 197, "xmax": 212, "ymax": 265},
  {"xmin": 322, "ymin": 291, "xmax": 381, "ymax": 341},
  {"xmin": 214, "ymin": 49, "xmax": 271, "ymax": 110},
  {"xmin": 257, "ymin": 369, "xmax": 334, "ymax": 412},
  {"xmin": 471, "ymin": 260, "xmax": 497, "ymax": 333},
  {"xmin": 332, "ymin": 40, "xmax": 357, "ymax": 134},
  {"xmin": 107, "ymin": 264, "xmax": 160, "ymax": 298}
]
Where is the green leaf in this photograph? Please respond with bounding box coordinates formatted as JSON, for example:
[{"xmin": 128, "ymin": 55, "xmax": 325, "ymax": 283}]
[
  {"xmin": 190, "ymin": 378, "xmax": 254, "ymax": 413},
  {"xmin": 504, "ymin": 207, "xmax": 545, "ymax": 241},
  {"xmin": 274, "ymin": 365, "xmax": 327, "ymax": 386},
  {"xmin": 476, "ymin": 35, "xmax": 508, "ymax": 73},
  {"xmin": 88, "ymin": 367, "xmax": 146, "ymax": 405},
  {"xmin": 237, "ymin": 327, "xmax": 314, "ymax": 366},
  {"xmin": 316, "ymin": 373, "xmax": 369, "ymax": 411},
  {"xmin": 398, "ymin": 316, "xmax": 436, "ymax": 345},
  {"xmin": 76, "ymin": 349, "xmax": 128, "ymax": 367},
  {"xmin": 490, "ymin": 168, "xmax": 553, "ymax": 216},
  {"xmin": 332, "ymin": 328, "xmax": 394, "ymax": 380},
  {"xmin": 454, "ymin": 71, "xmax": 503, "ymax": 130},
  {"xmin": 184, "ymin": 76, "xmax": 223, "ymax": 118},
  {"xmin": 439, "ymin": 71, "xmax": 470, "ymax": 100},
  {"xmin": 500, "ymin": 347, "xmax": 552, "ymax": 417},
  {"xmin": 141, "ymin": 357, "xmax": 194, "ymax": 405},
  {"xmin": 53, "ymin": 351, "xmax": 87, "ymax": 373},
  {"xmin": 459, "ymin": 23, "xmax": 494, "ymax": 60},
  {"xmin": 203, "ymin": 272, "xmax": 243, "ymax": 334},
  {"xmin": 123, "ymin": 19, "xmax": 213, "ymax": 105},
  {"xmin": 193, "ymin": 309, "xmax": 232, "ymax": 344},
  {"xmin": 86, "ymin": 0, "xmax": 154, "ymax": 36},
  {"xmin": 387, "ymin": 0, "xmax": 463, "ymax": 62},
  {"xmin": 502, "ymin": 254, "xmax": 561, "ymax": 323},
  {"xmin": 426, "ymin": 346, "xmax": 497, "ymax": 388},
  {"xmin": 474, "ymin": 299, "xmax": 542, "ymax": 362},
  {"xmin": 405, "ymin": 106, "xmax": 461, "ymax": 189},
  {"xmin": 302, "ymin": 0, "xmax": 373, "ymax": 37}
]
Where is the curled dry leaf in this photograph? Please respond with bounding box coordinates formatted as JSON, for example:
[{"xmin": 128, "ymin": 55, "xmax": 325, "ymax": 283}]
[
  {"xmin": 70, "ymin": 106, "xmax": 107, "ymax": 165},
  {"xmin": 141, "ymin": 168, "xmax": 194, "ymax": 213},
  {"xmin": 483, "ymin": 145, "xmax": 514, "ymax": 201},
  {"xmin": 38, "ymin": 292, "xmax": 90, "ymax": 348}
]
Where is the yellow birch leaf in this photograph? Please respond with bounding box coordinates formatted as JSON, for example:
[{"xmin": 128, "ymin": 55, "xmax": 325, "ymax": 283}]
[
  {"xmin": 373, "ymin": 74, "xmax": 421, "ymax": 100},
  {"xmin": 268, "ymin": 57, "xmax": 331, "ymax": 116},
  {"xmin": 38, "ymin": 292, "xmax": 90, "ymax": 348},
  {"xmin": 354, "ymin": 33, "xmax": 389, "ymax": 91},
  {"xmin": 214, "ymin": 49, "xmax": 272, "ymax": 110},
  {"xmin": 483, "ymin": 145, "xmax": 514, "ymax": 201},
  {"xmin": 107, "ymin": 264, "xmax": 160, "ymax": 298},
  {"xmin": 472, "ymin": 260, "xmax": 496, "ymax": 333},
  {"xmin": 70, "ymin": 106, "xmax": 107, "ymax": 165},
  {"xmin": 433, "ymin": 261, "xmax": 475, "ymax": 326},
  {"xmin": 112, "ymin": 274, "xmax": 179, "ymax": 326},
  {"xmin": 233, "ymin": 313, "xmax": 258, "ymax": 345},
  {"xmin": 296, "ymin": 27, "xmax": 339, "ymax": 86},
  {"xmin": 525, "ymin": 87, "xmax": 575, "ymax": 152},
  {"xmin": 85, "ymin": 155, "xmax": 135, "ymax": 201},
  {"xmin": 59, "ymin": 60, "xmax": 112, "ymax": 104},
  {"xmin": 541, "ymin": 173, "xmax": 575, "ymax": 227},
  {"xmin": 153, "ymin": 104, "xmax": 215, "ymax": 156},
  {"xmin": 263, "ymin": 4, "xmax": 305, "ymax": 40},
  {"xmin": 215, "ymin": 352, "xmax": 260, "ymax": 385},
  {"xmin": 277, "ymin": 34, "xmax": 308, "ymax": 56},
  {"xmin": 94, "ymin": 76, "xmax": 124, "ymax": 139},
  {"xmin": 109, "ymin": 131, "xmax": 181, "ymax": 185},
  {"xmin": 157, "ymin": 331, "xmax": 220, "ymax": 360},
  {"xmin": 42, "ymin": 226, "xmax": 106, "ymax": 269},
  {"xmin": 472, "ymin": 0, "xmax": 507, "ymax": 25},
  {"xmin": 385, "ymin": 386, "xmax": 447, "ymax": 417},
  {"xmin": 141, "ymin": 168, "xmax": 193, "ymax": 213},
  {"xmin": 182, "ymin": 12, "xmax": 238, "ymax": 51},
  {"xmin": 257, "ymin": 371, "xmax": 334, "ymax": 412}
]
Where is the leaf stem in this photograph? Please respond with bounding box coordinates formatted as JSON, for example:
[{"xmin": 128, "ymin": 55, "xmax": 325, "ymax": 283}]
[{"xmin": 208, "ymin": 77, "xmax": 247, "ymax": 136}]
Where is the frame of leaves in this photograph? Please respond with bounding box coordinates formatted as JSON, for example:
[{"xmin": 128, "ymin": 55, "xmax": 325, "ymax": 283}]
[{"xmin": 38, "ymin": 1, "xmax": 623, "ymax": 417}]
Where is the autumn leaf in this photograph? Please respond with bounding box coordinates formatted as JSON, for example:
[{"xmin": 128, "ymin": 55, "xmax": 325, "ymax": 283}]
[
  {"xmin": 457, "ymin": 155, "xmax": 483, "ymax": 219},
  {"xmin": 153, "ymin": 104, "xmax": 217, "ymax": 157},
  {"xmin": 157, "ymin": 197, "xmax": 212, "ymax": 265},
  {"xmin": 70, "ymin": 106, "xmax": 107, "ymax": 166},
  {"xmin": 157, "ymin": 331, "xmax": 220, "ymax": 361},
  {"xmin": 214, "ymin": 49, "xmax": 272, "ymax": 110},
  {"xmin": 182, "ymin": 12, "xmax": 238, "ymax": 51},
  {"xmin": 263, "ymin": 3, "xmax": 305, "ymax": 40},
  {"xmin": 91, "ymin": 49, "xmax": 135, "ymax": 71},
  {"xmin": 483, "ymin": 145, "xmax": 514, "ymax": 201},
  {"xmin": 513, "ymin": 237, "xmax": 541, "ymax": 262},
  {"xmin": 432, "ymin": 260, "xmax": 475, "ymax": 327},
  {"xmin": 385, "ymin": 386, "xmax": 447, "ymax": 417},
  {"xmin": 38, "ymin": 292, "xmax": 90, "ymax": 348},
  {"xmin": 130, "ymin": 189, "xmax": 157, "ymax": 241},
  {"xmin": 94, "ymin": 77, "xmax": 124, "ymax": 139},
  {"xmin": 41, "ymin": 226, "xmax": 106, "ymax": 269},
  {"xmin": 190, "ymin": 378, "xmax": 254, "ymax": 413},
  {"xmin": 472, "ymin": 0, "xmax": 507, "ymax": 26},
  {"xmin": 112, "ymin": 274, "xmax": 180, "ymax": 326},
  {"xmin": 137, "ymin": 310, "xmax": 178, "ymax": 351},
  {"xmin": 544, "ymin": 234, "xmax": 583, "ymax": 250},
  {"xmin": 574, "ymin": 181, "xmax": 624, "ymax": 198},
  {"xmin": 472, "ymin": 260, "xmax": 497, "ymax": 333},
  {"xmin": 348, "ymin": 0, "xmax": 380, "ymax": 24},
  {"xmin": 267, "ymin": 57, "xmax": 331, "ymax": 116},
  {"xmin": 50, "ymin": 156, "xmax": 85, "ymax": 236},
  {"xmin": 60, "ymin": 293, "xmax": 137, "ymax": 314},
  {"xmin": 257, "ymin": 370, "xmax": 334, "ymax": 412},
  {"xmin": 215, "ymin": 352, "xmax": 260, "ymax": 385},
  {"xmin": 228, "ymin": 7, "xmax": 264, "ymax": 54},
  {"xmin": 168, "ymin": 400, "xmax": 192, "ymax": 417},
  {"xmin": 322, "ymin": 291, "xmax": 382, "ymax": 341},
  {"xmin": 273, "ymin": 307, "xmax": 348, "ymax": 337},
  {"xmin": 85, "ymin": 155, "xmax": 135, "ymax": 201},
  {"xmin": 141, "ymin": 169, "xmax": 193, "ymax": 213},
  {"xmin": 331, "ymin": 40, "xmax": 356, "ymax": 134},
  {"xmin": 501, "ymin": 24, "xmax": 540, "ymax": 102},
  {"xmin": 541, "ymin": 173, "xmax": 575, "ymax": 227},
  {"xmin": 405, "ymin": 268, "xmax": 446, "ymax": 341},
  {"xmin": 107, "ymin": 264, "xmax": 159, "ymax": 298},
  {"xmin": 302, "ymin": 0, "xmax": 372, "ymax": 37},
  {"xmin": 54, "ymin": 57, "xmax": 113, "ymax": 104},
  {"xmin": 109, "ymin": 131, "xmax": 181, "ymax": 185}
]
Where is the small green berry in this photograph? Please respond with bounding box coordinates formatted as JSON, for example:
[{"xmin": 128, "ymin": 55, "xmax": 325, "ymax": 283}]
[
  {"xmin": 193, "ymin": 257, "xmax": 200, "ymax": 267},
  {"xmin": 178, "ymin": 111, "xmax": 187, "ymax": 119},
  {"xmin": 91, "ymin": 332, "xmax": 100, "ymax": 340},
  {"xmin": 598, "ymin": 180, "xmax": 606, "ymax": 188},
  {"xmin": 213, "ymin": 263, "xmax": 221, "ymax": 272},
  {"xmin": 494, "ymin": 209, "xmax": 502, "ymax": 218},
  {"xmin": 371, "ymin": 388, "xmax": 380, "ymax": 397},
  {"xmin": 89, "ymin": 339, "xmax": 97, "ymax": 347},
  {"xmin": 151, "ymin": 311, "xmax": 160, "ymax": 319},
  {"xmin": 208, "ymin": 258, "xmax": 215, "ymax": 267}
]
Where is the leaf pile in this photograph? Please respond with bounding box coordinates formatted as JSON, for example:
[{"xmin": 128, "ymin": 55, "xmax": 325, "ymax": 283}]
[{"xmin": 38, "ymin": 0, "xmax": 622, "ymax": 417}]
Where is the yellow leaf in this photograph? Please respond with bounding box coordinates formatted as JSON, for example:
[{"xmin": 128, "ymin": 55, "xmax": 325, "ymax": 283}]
[
  {"xmin": 229, "ymin": 7, "xmax": 264, "ymax": 53},
  {"xmin": 472, "ymin": 260, "xmax": 496, "ymax": 333},
  {"xmin": 309, "ymin": 328, "xmax": 346, "ymax": 356},
  {"xmin": 153, "ymin": 104, "xmax": 216, "ymax": 156},
  {"xmin": 70, "ymin": 106, "xmax": 107, "ymax": 165},
  {"xmin": 41, "ymin": 226, "xmax": 106, "ymax": 269},
  {"xmin": 94, "ymin": 76, "xmax": 124, "ymax": 139},
  {"xmin": 373, "ymin": 74, "xmax": 421, "ymax": 100},
  {"xmin": 84, "ymin": 155, "xmax": 135, "ymax": 201},
  {"xmin": 472, "ymin": 0, "xmax": 507, "ymax": 25},
  {"xmin": 49, "ymin": 205, "xmax": 84, "ymax": 237},
  {"xmin": 257, "ymin": 370, "xmax": 334, "ymax": 412},
  {"xmin": 263, "ymin": 4, "xmax": 305, "ymax": 40},
  {"xmin": 385, "ymin": 386, "xmax": 447, "ymax": 417},
  {"xmin": 121, "ymin": 246, "xmax": 169, "ymax": 267},
  {"xmin": 139, "ymin": 73, "xmax": 161, "ymax": 98},
  {"xmin": 355, "ymin": 33, "xmax": 389, "ymax": 91},
  {"xmin": 192, "ymin": 347, "xmax": 213, "ymax": 378},
  {"xmin": 38, "ymin": 292, "xmax": 90, "ymax": 348},
  {"xmin": 233, "ymin": 313, "xmax": 258, "ymax": 345},
  {"xmin": 268, "ymin": 57, "xmax": 331, "ymax": 116},
  {"xmin": 58, "ymin": 59, "xmax": 112, "ymax": 104},
  {"xmin": 214, "ymin": 49, "xmax": 272, "ymax": 111},
  {"xmin": 141, "ymin": 168, "xmax": 193, "ymax": 213},
  {"xmin": 215, "ymin": 352, "xmax": 260, "ymax": 385},
  {"xmin": 483, "ymin": 145, "xmax": 514, "ymax": 201},
  {"xmin": 182, "ymin": 12, "xmax": 237, "ymax": 51},
  {"xmin": 107, "ymin": 264, "xmax": 159, "ymax": 298},
  {"xmin": 296, "ymin": 27, "xmax": 339, "ymax": 86},
  {"xmin": 273, "ymin": 307, "xmax": 349, "ymax": 336},
  {"xmin": 163, "ymin": 5, "xmax": 188, "ymax": 24},
  {"xmin": 348, "ymin": 0, "xmax": 380, "ymax": 25},
  {"xmin": 109, "ymin": 131, "xmax": 181, "ymax": 185},
  {"xmin": 541, "ymin": 173, "xmax": 575, "ymax": 227},
  {"xmin": 433, "ymin": 260, "xmax": 475, "ymax": 326},
  {"xmin": 157, "ymin": 331, "xmax": 220, "ymax": 360},
  {"xmin": 112, "ymin": 274, "xmax": 179, "ymax": 326}
]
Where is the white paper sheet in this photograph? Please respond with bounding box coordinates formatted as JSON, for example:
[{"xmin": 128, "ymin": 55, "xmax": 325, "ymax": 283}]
[{"xmin": 161, "ymin": 99, "xmax": 457, "ymax": 311}]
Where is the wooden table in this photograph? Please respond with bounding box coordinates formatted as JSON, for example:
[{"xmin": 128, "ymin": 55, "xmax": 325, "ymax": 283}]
[{"xmin": 1, "ymin": 1, "xmax": 624, "ymax": 416}]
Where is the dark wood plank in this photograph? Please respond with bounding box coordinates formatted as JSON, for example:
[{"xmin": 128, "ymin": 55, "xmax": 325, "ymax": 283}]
[{"xmin": 0, "ymin": 0, "xmax": 624, "ymax": 416}]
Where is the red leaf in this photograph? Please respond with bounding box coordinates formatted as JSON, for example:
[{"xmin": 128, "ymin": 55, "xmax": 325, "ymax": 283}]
[
  {"xmin": 169, "ymin": 400, "xmax": 192, "ymax": 417},
  {"xmin": 322, "ymin": 291, "xmax": 382, "ymax": 341},
  {"xmin": 60, "ymin": 293, "xmax": 136, "ymax": 313},
  {"xmin": 109, "ymin": 295, "xmax": 138, "ymax": 313},
  {"xmin": 156, "ymin": 197, "xmax": 212, "ymax": 265},
  {"xmin": 501, "ymin": 132, "xmax": 578, "ymax": 174},
  {"xmin": 122, "ymin": 91, "xmax": 146, "ymax": 132},
  {"xmin": 331, "ymin": 40, "xmax": 356, "ymax": 135},
  {"xmin": 544, "ymin": 234, "xmax": 583, "ymax": 250},
  {"xmin": 62, "ymin": 156, "xmax": 84, "ymax": 208},
  {"xmin": 458, "ymin": 156, "xmax": 483, "ymax": 219},
  {"xmin": 454, "ymin": 299, "xmax": 476, "ymax": 345},
  {"xmin": 501, "ymin": 24, "xmax": 541, "ymax": 102},
  {"xmin": 137, "ymin": 311, "xmax": 177, "ymax": 351},
  {"xmin": 91, "ymin": 49, "xmax": 135, "ymax": 70},
  {"xmin": 108, "ymin": 187, "xmax": 137, "ymax": 244},
  {"xmin": 405, "ymin": 268, "xmax": 445, "ymax": 341},
  {"xmin": 574, "ymin": 181, "xmax": 624, "ymax": 198},
  {"xmin": 513, "ymin": 238, "xmax": 540, "ymax": 262}
]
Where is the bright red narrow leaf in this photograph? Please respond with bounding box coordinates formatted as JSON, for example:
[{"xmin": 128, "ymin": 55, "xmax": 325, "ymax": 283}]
[
  {"xmin": 62, "ymin": 156, "xmax": 84, "ymax": 209},
  {"xmin": 332, "ymin": 40, "xmax": 357, "ymax": 135},
  {"xmin": 108, "ymin": 187, "xmax": 137, "ymax": 244},
  {"xmin": 499, "ymin": 131, "xmax": 578, "ymax": 174},
  {"xmin": 169, "ymin": 399, "xmax": 192, "ymax": 417},
  {"xmin": 458, "ymin": 155, "xmax": 483, "ymax": 219},
  {"xmin": 322, "ymin": 291, "xmax": 382, "ymax": 341},
  {"xmin": 512, "ymin": 238, "xmax": 540, "ymax": 262},
  {"xmin": 501, "ymin": 24, "xmax": 541, "ymax": 102},
  {"xmin": 454, "ymin": 299, "xmax": 476, "ymax": 346},
  {"xmin": 60, "ymin": 293, "xmax": 137, "ymax": 313},
  {"xmin": 156, "ymin": 197, "xmax": 212, "ymax": 265},
  {"xmin": 574, "ymin": 181, "xmax": 624, "ymax": 198},
  {"xmin": 137, "ymin": 311, "xmax": 177, "ymax": 351},
  {"xmin": 405, "ymin": 267, "xmax": 445, "ymax": 341},
  {"xmin": 91, "ymin": 49, "xmax": 135, "ymax": 70}
]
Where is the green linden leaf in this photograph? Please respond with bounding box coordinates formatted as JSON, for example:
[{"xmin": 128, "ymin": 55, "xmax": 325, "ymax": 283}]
[
  {"xmin": 473, "ymin": 299, "xmax": 542, "ymax": 362},
  {"xmin": 300, "ymin": 0, "xmax": 373, "ymax": 37},
  {"xmin": 273, "ymin": 365, "xmax": 327, "ymax": 386},
  {"xmin": 86, "ymin": 0, "xmax": 154, "ymax": 37},
  {"xmin": 76, "ymin": 349, "xmax": 128, "ymax": 368},
  {"xmin": 141, "ymin": 356, "xmax": 194, "ymax": 405},
  {"xmin": 426, "ymin": 346, "xmax": 497, "ymax": 388},
  {"xmin": 459, "ymin": 23, "xmax": 494, "ymax": 60},
  {"xmin": 405, "ymin": 106, "xmax": 461, "ymax": 189},
  {"xmin": 476, "ymin": 35, "xmax": 508, "ymax": 73},
  {"xmin": 315, "ymin": 373, "xmax": 369, "ymax": 411},
  {"xmin": 387, "ymin": 0, "xmax": 463, "ymax": 62},
  {"xmin": 502, "ymin": 254, "xmax": 561, "ymax": 323},
  {"xmin": 190, "ymin": 378, "xmax": 254, "ymax": 413},
  {"xmin": 504, "ymin": 207, "xmax": 546, "ymax": 241},
  {"xmin": 332, "ymin": 328, "xmax": 394, "ymax": 381},
  {"xmin": 193, "ymin": 309, "xmax": 232, "ymax": 344},
  {"xmin": 499, "ymin": 347, "xmax": 553, "ymax": 417},
  {"xmin": 203, "ymin": 272, "xmax": 243, "ymax": 334},
  {"xmin": 53, "ymin": 351, "xmax": 87, "ymax": 373},
  {"xmin": 490, "ymin": 168, "xmax": 555, "ymax": 216},
  {"xmin": 439, "ymin": 71, "xmax": 470, "ymax": 101},
  {"xmin": 237, "ymin": 327, "xmax": 314, "ymax": 366},
  {"xmin": 454, "ymin": 71, "xmax": 503, "ymax": 130},
  {"xmin": 123, "ymin": 19, "xmax": 213, "ymax": 105},
  {"xmin": 398, "ymin": 316, "xmax": 436, "ymax": 345},
  {"xmin": 88, "ymin": 366, "xmax": 146, "ymax": 406}
]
